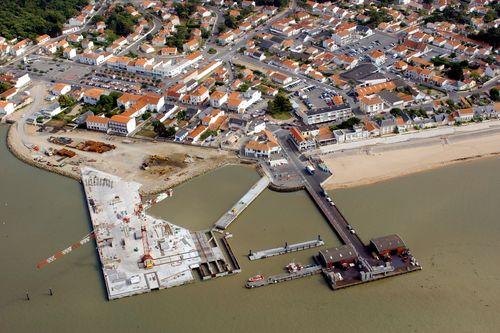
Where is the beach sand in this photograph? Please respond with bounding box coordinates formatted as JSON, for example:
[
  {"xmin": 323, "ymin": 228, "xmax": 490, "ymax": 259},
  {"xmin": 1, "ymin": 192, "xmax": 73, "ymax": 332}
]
[{"xmin": 322, "ymin": 128, "xmax": 500, "ymax": 190}]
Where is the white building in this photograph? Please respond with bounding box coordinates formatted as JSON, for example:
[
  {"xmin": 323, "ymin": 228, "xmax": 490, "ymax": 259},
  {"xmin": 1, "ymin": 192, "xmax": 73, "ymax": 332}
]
[
  {"xmin": 190, "ymin": 86, "xmax": 209, "ymax": 105},
  {"xmin": 360, "ymin": 95, "xmax": 385, "ymax": 115},
  {"xmin": 297, "ymin": 104, "xmax": 352, "ymax": 125},
  {"xmin": 0, "ymin": 101, "xmax": 15, "ymax": 115},
  {"xmin": 86, "ymin": 115, "xmax": 110, "ymax": 132},
  {"xmin": 108, "ymin": 115, "xmax": 136, "ymax": 135},
  {"xmin": 77, "ymin": 52, "xmax": 111, "ymax": 66},
  {"xmin": 333, "ymin": 126, "xmax": 369, "ymax": 144}
]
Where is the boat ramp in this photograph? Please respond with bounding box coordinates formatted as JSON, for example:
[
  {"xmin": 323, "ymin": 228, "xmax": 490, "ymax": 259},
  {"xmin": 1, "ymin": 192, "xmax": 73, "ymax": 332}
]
[{"xmin": 214, "ymin": 176, "xmax": 270, "ymax": 230}]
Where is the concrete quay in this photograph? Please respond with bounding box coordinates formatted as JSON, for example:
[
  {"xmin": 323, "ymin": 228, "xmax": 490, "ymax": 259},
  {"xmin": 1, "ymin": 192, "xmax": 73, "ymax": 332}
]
[
  {"xmin": 245, "ymin": 265, "xmax": 323, "ymax": 288},
  {"xmin": 214, "ymin": 176, "xmax": 270, "ymax": 230},
  {"xmin": 248, "ymin": 237, "xmax": 325, "ymax": 261}
]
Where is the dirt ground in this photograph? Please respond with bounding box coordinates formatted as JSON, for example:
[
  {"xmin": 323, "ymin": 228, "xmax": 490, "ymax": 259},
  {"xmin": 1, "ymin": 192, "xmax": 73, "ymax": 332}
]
[{"xmin": 9, "ymin": 124, "xmax": 240, "ymax": 194}]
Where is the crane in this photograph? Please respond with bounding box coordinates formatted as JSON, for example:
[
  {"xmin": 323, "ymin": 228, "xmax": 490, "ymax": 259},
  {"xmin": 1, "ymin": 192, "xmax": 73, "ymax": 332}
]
[
  {"xmin": 36, "ymin": 231, "xmax": 96, "ymax": 269},
  {"xmin": 141, "ymin": 224, "xmax": 154, "ymax": 269}
]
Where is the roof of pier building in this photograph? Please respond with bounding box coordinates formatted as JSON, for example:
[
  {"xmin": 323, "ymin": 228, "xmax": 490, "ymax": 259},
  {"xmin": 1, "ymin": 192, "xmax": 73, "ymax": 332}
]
[
  {"xmin": 370, "ymin": 234, "xmax": 407, "ymax": 254},
  {"xmin": 318, "ymin": 244, "xmax": 358, "ymax": 265}
]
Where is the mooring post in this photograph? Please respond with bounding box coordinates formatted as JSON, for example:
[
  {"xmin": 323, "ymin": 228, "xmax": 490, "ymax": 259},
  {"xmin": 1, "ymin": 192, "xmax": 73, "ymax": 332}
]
[
  {"xmin": 26, "ymin": 291, "xmax": 30, "ymax": 301},
  {"xmin": 318, "ymin": 234, "xmax": 322, "ymax": 242},
  {"xmin": 49, "ymin": 288, "xmax": 53, "ymax": 296},
  {"xmin": 285, "ymin": 241, "xmax": 288, "ymax": 249},
  {"xmin": 249, "ymin": 249, "xmax": 252, "ymax": 256}
]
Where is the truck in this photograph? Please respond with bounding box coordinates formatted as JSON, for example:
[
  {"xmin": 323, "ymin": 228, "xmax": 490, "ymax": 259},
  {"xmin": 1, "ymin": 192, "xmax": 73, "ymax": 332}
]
[{"xmin": 305, "ymin": 164, "xmax": 315, "ymax": 175}]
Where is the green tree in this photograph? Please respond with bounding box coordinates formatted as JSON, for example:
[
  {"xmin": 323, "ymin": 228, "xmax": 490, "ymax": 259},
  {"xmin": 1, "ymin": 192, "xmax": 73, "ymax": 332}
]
[
  {"xmin": 267, "ymin": 93, "xmax": 292, "ymax": 115},
  {"xmin": 469, "ymin": 27, "xmax": 500, "ymax": 49},
  {"xmin": 106, "ymin": 5, "xmax": 137, "ymax": 37},
  {"xmin": 0, "ymin": 82, "xmax": 12, "ymax": 94},
  {"xmin": 0, "ymin": 0, "xmax": 88, "ymax": 39},
  {"xmin": 176, "ymin": 110, "xmax": 187, "ymax": 121},
  {"xmin": 330, "ymin": 117, "xmax": 361, "ymax": 131},
  {"xmin": 490, "ymin": 88, "xmax": 499, "ymax": 102},
  {"xmin": 58, "ymin": 95, "xmax": 76, "ymax": 108},
  {"xmin": 446, "ymin": 66, "xmax": 464, "ymax": 81},
  {"xmin": 390, "ymin": 108, "xmax": 403, "ymax": 117}
]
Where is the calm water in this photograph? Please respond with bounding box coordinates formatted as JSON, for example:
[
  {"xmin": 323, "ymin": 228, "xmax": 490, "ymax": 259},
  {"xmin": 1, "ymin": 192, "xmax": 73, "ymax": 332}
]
[{"xmin": 1, "ymin": 124, "xmax": 499, "ymax": 332}]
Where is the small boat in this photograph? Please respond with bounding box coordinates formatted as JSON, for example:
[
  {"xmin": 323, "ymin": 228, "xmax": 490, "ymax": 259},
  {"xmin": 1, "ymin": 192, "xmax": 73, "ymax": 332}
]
[
  {"xmin": 285, "ymin": 262, "xmax": 303, "ymax": 273},
  {"xmin": 248, "ymin": 274, "xmax": 264, "ymax": 282}
]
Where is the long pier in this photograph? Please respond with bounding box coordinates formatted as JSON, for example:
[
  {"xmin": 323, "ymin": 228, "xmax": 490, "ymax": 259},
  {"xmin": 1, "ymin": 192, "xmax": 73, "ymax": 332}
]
[
  {"xmin": 303, "ymin": 183, "xmax": 371, "ymax": 258},
  {"xmin": 248, "ymin": 237, "xmax": 324, "ymax": 260},
  {"xmin": 256, "ymin": 137, "xmax": 423, "ymax": 292},
  {"xmin": 214, "ymin": 176, "xmax": 270, "ymax": 230},
  {"xmin": 245, "ymin": 265, "xmax": 323, "ymax": 288}
]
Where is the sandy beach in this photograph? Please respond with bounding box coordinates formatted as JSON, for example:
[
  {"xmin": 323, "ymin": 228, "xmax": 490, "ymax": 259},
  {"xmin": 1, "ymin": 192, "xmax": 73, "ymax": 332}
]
[{"xmin": 322, "ymin": 126, "xmax": 500, "ymax": 190}]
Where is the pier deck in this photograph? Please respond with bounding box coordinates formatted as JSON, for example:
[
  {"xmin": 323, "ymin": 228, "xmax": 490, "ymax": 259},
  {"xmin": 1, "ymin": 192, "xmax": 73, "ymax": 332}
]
[
  {"xmin": 245, "ymin": 265, "xmax": 322, "ymax": 288},
  {"xmin": 214, "ymin": 176, "xmax": 270, "ymax": 230},
  {"xmin": 248, "ymin": 238, "xmax": 324, "ymax": 260}
]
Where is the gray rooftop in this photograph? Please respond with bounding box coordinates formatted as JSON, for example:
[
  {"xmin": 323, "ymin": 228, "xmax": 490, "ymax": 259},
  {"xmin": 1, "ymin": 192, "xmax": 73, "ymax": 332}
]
[
  {"xmin": 370, "ymin": 234, "xmax": 407, "ymax": 253},
  {"xmin": 319, "ymin": 244, "xmax": 358, "ymax": 264},
  {"xmin": 340, "ymin": 63, "xmax": 378, "ymax": 82}
]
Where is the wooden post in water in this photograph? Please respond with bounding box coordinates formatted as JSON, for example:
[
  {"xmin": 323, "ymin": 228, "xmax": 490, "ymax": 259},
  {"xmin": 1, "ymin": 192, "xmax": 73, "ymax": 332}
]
[
  {"xmin": 49, "ymin": 288, "xmax": 53, "ymax": 296},
  {"xmin": 26, "ymin": 291, "xmax": 30, "ymax": 301}
]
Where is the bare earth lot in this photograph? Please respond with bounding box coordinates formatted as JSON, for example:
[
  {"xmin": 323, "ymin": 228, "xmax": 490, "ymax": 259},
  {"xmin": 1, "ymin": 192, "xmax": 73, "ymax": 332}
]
[{"xmin": 7, "ymin": 124, "xmax": 239, "ymax": 195}]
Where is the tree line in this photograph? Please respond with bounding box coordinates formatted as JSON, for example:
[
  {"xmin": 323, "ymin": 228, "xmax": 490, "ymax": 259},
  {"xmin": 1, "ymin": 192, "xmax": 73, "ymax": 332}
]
[{"xmin": 0, "ymin": 0, "xmax": 89, "ymax": 40}]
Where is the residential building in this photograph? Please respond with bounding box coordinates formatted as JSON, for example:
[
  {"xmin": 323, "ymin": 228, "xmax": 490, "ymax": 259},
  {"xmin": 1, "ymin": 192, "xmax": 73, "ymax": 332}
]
[
  {"xmin": 296, "ymin": 104, "xmax": 352, "ymax": 125},
  {"xmin": 244, "ymin": 130, "xmax": 281, "ymax": 159},
  {"xmin": 86, "ymin": 115, "xmax": 110, "ymax": 132},
  {"xmin": 289, "ymin": 127, "xmax": 316, "ymax": 151},
  {"xmin": 360, "ymin": 95, "xmax": 385, "ymax": 115},
  {"xmin": 108, "ymin": 115, "xmax": 136, "ymax": 135},
  {"xmin": 0, "ymin": 101, "xmax": 15, "ymax": 115}
]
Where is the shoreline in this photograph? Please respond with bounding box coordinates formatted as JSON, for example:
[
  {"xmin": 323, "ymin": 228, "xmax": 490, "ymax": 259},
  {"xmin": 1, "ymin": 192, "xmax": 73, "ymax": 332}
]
[
  {"xmin": 4, "ymin": 123, "xmax": 251, "ymax": 195},
  {"xmin": 6, "ymin": 119, "xmax": 500, "ymax": 194},
  {"xmin": 322, "ymin": 126, "xmax": 500, "ymax": 190}
]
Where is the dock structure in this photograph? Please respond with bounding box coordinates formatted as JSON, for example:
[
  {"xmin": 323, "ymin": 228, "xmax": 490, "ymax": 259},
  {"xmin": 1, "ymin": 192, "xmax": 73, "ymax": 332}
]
[
  {"xmin": 81, "ymin": 167, "xmax": 240, "ymax": 300},
  {"xmin": 248, "ymin": 236, "xmax": 324, "ymax": 261},
  {"xmin": 214, "ymin": 176, "xmax": 270, "ymax": 230},
  {"xmin": 245, "ymin": 265, "xmax": 322, "ymax": 288},
  {"xmin": 260, "ymin": 136, "xmax": 423, "ymax": 291}
]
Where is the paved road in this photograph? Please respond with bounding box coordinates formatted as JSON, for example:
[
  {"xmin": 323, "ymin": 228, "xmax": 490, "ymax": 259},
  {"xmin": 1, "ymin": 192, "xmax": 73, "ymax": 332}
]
[{"xmin": 16, "ymin": 82, "xmax": 48, "ymax": 146}]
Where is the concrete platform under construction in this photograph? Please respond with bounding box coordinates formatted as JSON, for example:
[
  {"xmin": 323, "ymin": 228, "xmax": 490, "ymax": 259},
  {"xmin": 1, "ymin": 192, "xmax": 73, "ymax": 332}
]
[{"xmin": 81, "ymin": 167, "xmax": 237, "ymax": 300}]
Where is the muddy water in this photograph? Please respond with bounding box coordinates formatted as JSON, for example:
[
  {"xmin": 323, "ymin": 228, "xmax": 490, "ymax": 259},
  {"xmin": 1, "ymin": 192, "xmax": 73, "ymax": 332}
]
[{"xmin": 1, "ymin": 125, "xmax": 499, "ymax": 332}]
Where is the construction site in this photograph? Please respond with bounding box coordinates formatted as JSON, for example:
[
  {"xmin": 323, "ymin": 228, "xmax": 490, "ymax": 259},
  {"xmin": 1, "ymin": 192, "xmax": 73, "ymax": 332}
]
[{"xmin": 37, "ymin": 167, "xmax": 240, "ymax": 300}]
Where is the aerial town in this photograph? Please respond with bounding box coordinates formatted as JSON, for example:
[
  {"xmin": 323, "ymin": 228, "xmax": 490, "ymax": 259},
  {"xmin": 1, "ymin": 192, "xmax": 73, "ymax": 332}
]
[{"xmin": 0, "ymin": 0, "xmax": 498, "ymax": 301}]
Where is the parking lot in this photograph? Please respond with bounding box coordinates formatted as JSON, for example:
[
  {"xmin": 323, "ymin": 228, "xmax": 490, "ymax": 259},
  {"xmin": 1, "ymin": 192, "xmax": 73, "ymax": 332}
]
[
  {"xmin": 293, "ymin": 84, "xmax": 340, "ymax": 110},
  {"xmin": 81, "ymin": 69, "xmax": 163, "ymax": 94},
  {"xmin": 24, "ymin": 57, "xmax": 91, "ymax": 83},
  {"xmin": 335, "ymin": 31, "xmax": 398, "ymax": 61}
]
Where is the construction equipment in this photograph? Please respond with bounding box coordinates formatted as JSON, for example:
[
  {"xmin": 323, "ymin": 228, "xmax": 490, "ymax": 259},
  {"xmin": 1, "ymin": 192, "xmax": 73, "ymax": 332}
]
[
  {"xmin": 141, "ymin": 224, "xmax": 154, "ymax": 269},
  {"xmin": 36, "ymin": 231, "xmax": 96, "ymax": 269}
]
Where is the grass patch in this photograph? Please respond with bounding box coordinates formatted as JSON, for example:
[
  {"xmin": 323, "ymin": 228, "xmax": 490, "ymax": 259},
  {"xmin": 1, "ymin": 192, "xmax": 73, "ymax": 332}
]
[
  {"xmin": 270, "ymin": 112, "xmax": 292, "ymax": 120},
  {"xmin": 135, "ymin": 128, "xmax": 157, "ymax": 138}
]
